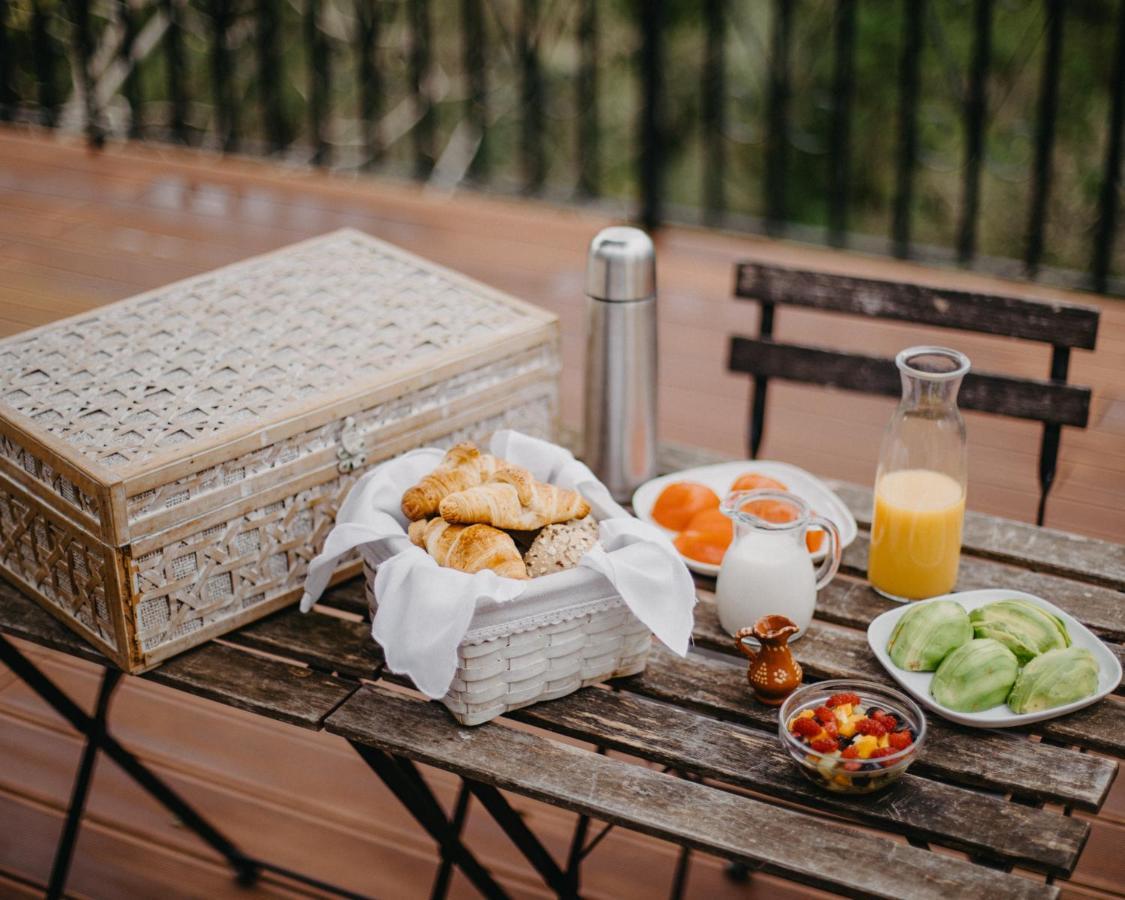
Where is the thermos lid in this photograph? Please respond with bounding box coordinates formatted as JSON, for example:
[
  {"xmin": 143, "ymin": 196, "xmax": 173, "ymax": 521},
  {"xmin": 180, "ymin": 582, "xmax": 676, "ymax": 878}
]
[{"xmin": 585, "ymin": 226, "xmax": 656, "ymax": 302}]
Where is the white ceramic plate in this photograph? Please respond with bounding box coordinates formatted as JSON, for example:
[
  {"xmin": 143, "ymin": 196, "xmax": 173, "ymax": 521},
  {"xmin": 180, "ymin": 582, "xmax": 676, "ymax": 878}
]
[
  {"xmin": 867, "ymin": 589, "xmax": 1123, "ymax": 728},
  {"xmin": 631, "ymin": 460, "xmax": 858, "ymax": 577}
]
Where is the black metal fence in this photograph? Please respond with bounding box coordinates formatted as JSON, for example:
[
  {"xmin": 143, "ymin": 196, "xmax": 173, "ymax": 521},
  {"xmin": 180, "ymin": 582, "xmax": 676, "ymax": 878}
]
[{"xmin": 1, "ymin": 0, "xmax": 1122, "ymax": 296}]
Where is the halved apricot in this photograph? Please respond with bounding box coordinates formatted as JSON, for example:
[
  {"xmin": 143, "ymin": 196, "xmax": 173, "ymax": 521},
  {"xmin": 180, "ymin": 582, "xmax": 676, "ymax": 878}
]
[
  {"xmin": 730, "ymin": 472, "xmax": 788, "ymax": 493},
  {"xmin": 683, "ymin": 507, "xmax": 733, "ymax": 541},
  {"xmin": 741, "ymin": 498, "xmax": 798, "ymax": 524},
  {"xmin": 652, "ymin": 481, "xmax": 720, "ymax": 531},
  {"xmin": 674, "ymin": 530, "xmax": 729, "ymax": 564}
]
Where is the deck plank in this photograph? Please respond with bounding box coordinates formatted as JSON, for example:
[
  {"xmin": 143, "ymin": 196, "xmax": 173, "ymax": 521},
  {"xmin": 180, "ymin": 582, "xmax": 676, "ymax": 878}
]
[{"xmin": 0, "ymin": 129, "xmax": 1122, "ymax": 542}]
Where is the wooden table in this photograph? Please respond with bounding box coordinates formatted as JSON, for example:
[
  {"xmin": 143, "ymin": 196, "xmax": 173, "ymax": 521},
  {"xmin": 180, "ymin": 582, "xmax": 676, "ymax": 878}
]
[{"xmin": 1, "ymin": 443, "xmax": 1122, "ymax": 899}]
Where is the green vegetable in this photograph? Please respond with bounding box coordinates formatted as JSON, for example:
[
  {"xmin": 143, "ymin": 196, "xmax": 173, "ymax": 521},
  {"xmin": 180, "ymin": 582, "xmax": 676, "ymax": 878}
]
[
  {"xmin": 1007, "ymin": 647, "xmax": 1100, "ymax": 714},
  {"xmin": 887, "ymin": 600, "xmax": 972, "ymax": 672},
  {"xmin": 931, "ymin": 639, "xmax": 1019, "ymax": 712},
  {"xmin": 969, "ymin": 599, "xmax": 1070, "ymax": 664}
]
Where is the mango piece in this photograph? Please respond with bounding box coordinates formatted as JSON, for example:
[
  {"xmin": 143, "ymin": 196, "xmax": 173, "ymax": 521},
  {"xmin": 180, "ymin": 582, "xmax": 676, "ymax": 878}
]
[{"xmin": 854, "ymin": 735, "xmax": 879, "ymax": 759}]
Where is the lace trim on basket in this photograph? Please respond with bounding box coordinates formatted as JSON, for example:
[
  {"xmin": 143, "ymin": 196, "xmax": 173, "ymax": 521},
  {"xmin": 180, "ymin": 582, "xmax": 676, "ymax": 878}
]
[
  {"xmin": 461, "ymin": 595, "xmax": 627, "ymax": 646},
  {"xmin": 361, "ymin": 561, "xmax": 629, "ymax": 648}
]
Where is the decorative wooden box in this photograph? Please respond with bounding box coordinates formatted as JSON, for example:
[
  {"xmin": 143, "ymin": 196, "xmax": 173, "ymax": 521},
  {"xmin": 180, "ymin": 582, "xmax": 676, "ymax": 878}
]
[{"xmin": 0, "ymin": 229, "xmax": 559, "ymax": 672}]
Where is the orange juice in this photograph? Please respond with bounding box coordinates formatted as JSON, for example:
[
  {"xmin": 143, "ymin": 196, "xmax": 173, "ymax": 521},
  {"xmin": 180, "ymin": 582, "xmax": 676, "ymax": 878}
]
[{"xmin": 868, "ymin": 469, "xmax": 965, "ymax": 600}]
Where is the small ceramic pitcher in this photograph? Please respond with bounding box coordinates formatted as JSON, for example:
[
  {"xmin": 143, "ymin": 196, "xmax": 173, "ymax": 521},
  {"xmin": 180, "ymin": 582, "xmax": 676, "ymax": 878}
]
[{"xmin": 735, "ymin": 614, "xmax": 803, "ymax": 706}]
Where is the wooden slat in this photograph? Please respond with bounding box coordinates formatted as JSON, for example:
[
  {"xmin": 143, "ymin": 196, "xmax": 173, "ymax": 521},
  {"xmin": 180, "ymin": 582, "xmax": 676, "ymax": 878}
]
[
  {"xmin": 511, "ymin": 686, "xmax": 1088, "ymax": 874},
  {"xmin": 728, "ymin": 337, "xmax": 1092, "ymax": 427},
  {"xmin": 326, "ymin": 685, "xmax": 1058, "ymax": 900},
  {"xmin": 218, "ymin": 596, "xmax": 1118, "ymax": 813},
  {"xmin": 691, "ymin": 602, "xmax": 1125, "ymax": 758},
  {"xmin": 628, "ymin": 642, "xmax": 1116, "ymax": 812},
  {"xmin": 815, "ymin": 574, "xmax": 1125, "ymax": 694},
  {"xmin": 831, "ymin": 534, "xmax": 1125, "ymax": 642},
  {"xmin": 734, "ymin": 262, "xmax": 1100, "ymax": 349},
  {"xmin": 144, "ymin": 642, "xmax": 355, "ymax": 730},
  {"xmin": 830, "ymin": 482, "xmax": 1125, "ymax": 593},
  {"xmin": 224, "ymin": 605, "xmax": 380, "ymax": 679},
  {"xmin": 0, "ymin": 577, "xmax": 105, "ymax": 665}
]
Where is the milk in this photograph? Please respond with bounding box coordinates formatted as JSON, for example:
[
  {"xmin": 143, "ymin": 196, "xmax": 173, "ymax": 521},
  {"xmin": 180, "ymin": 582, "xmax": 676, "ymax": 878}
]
[{"xmin": 715, "ymin": 530, "xmax": 818, "ymax": 639}]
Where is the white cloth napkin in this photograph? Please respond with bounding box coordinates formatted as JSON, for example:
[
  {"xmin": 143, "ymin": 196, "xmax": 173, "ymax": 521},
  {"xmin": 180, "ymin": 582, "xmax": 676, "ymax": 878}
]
[{"xmin": 300, "ymin": 430, "xmax": 696, "ymax": 698}]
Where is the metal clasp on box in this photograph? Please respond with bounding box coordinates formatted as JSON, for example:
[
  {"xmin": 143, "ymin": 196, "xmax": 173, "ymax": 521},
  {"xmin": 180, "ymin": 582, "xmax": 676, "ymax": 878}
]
[{"xmin": 337, "ymin": 416, "xmax": 367, "ymax": 473}]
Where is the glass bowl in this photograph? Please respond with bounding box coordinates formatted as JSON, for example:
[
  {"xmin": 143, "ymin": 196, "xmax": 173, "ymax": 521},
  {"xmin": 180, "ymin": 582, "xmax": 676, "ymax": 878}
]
[{"xmin": 778, "ymin": 679, "xmax": 927, "ymax": 794}]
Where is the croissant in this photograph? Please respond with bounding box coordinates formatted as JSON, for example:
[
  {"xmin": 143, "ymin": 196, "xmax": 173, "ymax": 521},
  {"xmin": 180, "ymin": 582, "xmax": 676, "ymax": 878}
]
[
  {"xmin": 410, "ymin": 517, "xmax": 528, "ymax": 579},
  {"xmin": 439, "ymin": 466, "xmax": 591, "ymax": 531},
  {"xmin": 401, "ymin": 442, "xmax": 507, "ymax": 521}
]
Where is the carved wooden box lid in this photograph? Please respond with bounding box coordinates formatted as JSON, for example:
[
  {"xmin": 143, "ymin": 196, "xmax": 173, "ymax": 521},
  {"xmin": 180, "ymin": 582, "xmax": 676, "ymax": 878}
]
[{"xmin": 0, "ymin": 229, "xmax": 558, "ymax": 547}]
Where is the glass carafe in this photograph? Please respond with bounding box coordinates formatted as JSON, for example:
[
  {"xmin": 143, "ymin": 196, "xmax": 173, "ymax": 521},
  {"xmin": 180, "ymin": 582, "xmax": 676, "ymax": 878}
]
[
  {"xmin": 868, "ymin": 346, "xmax": 970, "ymax": 602},
  {"xmin": 715, "ymin": 490, "xmax": 841, "ymax": 639}
]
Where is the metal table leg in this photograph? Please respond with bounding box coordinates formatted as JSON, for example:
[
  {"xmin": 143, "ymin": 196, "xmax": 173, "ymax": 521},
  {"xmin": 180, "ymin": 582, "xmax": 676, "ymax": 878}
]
[
  {"xmin": 429, "ymin": 782, "xmax": 472, "ymax": 900},
  {"xmin": 0, "ymin": 636, "xmax": 259, "ymax": 889},
  {"xmin": 351, "ymin": 742, "xmax": 510, "ymax": 900},
  {"xmin": 46, "ymin": 668, "xmax": 120, "ymax": 899}
]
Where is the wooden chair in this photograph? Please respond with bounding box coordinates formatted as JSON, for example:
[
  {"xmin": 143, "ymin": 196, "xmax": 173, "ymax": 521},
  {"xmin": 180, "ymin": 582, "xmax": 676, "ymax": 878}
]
[{"xmin": 727, "ymin": 263, "xmax": 1100, "ymax": 526}]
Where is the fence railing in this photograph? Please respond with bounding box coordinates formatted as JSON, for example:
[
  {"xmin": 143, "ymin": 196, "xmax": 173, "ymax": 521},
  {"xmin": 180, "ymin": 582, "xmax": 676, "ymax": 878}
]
[{"xmin": 1, "ymin": 0, "xmax": 1122, "ymax": 296}]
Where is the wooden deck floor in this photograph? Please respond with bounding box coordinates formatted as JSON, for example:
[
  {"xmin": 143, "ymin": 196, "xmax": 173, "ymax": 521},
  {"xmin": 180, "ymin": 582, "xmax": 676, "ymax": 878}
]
[
  {"xmin": 1, "ymin": 129, "xmax": 1122, "ymax": 541},
  {"xmin": 0, "ymin": 127, "xmax": 1123, "ymax": 898}
]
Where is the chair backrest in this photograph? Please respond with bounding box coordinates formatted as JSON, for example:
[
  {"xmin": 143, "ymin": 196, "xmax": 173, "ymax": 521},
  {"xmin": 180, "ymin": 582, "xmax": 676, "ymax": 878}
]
[{"xmin": 727, "ymin": 262, "xmax": 1101, "ymax": 525}]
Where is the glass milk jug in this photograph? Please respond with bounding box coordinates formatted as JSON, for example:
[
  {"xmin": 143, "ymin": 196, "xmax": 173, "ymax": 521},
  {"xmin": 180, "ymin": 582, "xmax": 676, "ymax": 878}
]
[
  {"xmin": 868, "ymin": 346, "xmax": 970, "ymax": 602},
  {"xmin": 715, "ymin": 490, "xmax": 842, "ymax": 639}
]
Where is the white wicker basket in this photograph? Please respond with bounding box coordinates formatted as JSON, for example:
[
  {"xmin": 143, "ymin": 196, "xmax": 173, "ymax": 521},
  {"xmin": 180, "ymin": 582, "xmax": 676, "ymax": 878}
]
[{"xmin": 360, "ymin": 548, "xmax": 652, "ymax": 726}]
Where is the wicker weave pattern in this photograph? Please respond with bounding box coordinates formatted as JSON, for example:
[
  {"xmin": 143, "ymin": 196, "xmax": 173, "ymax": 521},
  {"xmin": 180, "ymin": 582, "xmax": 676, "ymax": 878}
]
[
  {"xmin": 132, "ymin": 391, "xmax": 556, "ymax": 656},
  {"xmin": 0, "ymin": 476, "xmax": 116, "ymax": 648},
  {"xmin": 0, "ymin": 434, "xmax": 100, "ymax": 519},
  {"xmin": 0, "ymin": 231, "xmax": 542, "ymax": 471},
  {"xmin": 125, "ymin": 344, "xmax": 557, "ymax": 524},
  {"xmin": 132, "ymin": 478, "xmax": 343, "ymax": 653},
  {"xmin": 361, "ymin": 560, "xmax": 653, "ymax": 727},
  {"xmin": 446, "ymin": 608, "xmax": 651, "ymax": 726},
  {"xmin": 0, "ymin": 229, "xmax": 558, "ymax": 671}
]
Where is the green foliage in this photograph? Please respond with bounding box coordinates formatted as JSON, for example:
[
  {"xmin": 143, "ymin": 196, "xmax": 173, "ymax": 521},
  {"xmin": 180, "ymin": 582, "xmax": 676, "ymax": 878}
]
[{"xmin": 3, "ymin": 0, "xmax": 1121, "ymax": 279}]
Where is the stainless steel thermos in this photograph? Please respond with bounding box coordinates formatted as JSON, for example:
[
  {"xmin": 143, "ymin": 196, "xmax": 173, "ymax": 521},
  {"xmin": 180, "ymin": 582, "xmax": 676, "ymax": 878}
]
[{"xmin": 583, "ymin": 226, "xmax": 658, "ymax": 501}]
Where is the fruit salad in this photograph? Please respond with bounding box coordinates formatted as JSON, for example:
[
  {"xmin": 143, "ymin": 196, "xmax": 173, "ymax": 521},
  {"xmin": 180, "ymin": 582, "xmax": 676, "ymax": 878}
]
[{"xmin": 779, "ymin": 681, "xmax": 925, "ymax": 794}]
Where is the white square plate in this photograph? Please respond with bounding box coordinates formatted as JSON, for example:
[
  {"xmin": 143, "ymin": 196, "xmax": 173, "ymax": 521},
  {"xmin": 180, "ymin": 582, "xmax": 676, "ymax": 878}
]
[
  {"xmin": 867, "ymin": 589, "xmax": 1122, "ymax": 728},
  {"xmin": 631, "ymin": 460, "xmax": 858, "ymax": 577}
]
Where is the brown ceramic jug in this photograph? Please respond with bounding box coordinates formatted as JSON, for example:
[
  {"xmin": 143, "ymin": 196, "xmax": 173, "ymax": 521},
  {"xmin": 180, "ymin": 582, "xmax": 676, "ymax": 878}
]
[{"xmin": 734, "ymin": 614, "xmax": 803, "ymax": 706}]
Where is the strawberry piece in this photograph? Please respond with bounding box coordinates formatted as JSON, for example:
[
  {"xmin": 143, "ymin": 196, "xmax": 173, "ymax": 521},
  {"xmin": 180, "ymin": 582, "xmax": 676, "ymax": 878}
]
[
  {"xmin": 827, "ymin": 692, "xmax": 861, "ymax": 708},
  {"xmin": 843, "ymin": 761, "xmax": 863, "ymax": 772},
  {"xmin": 867, "ymin": 746, "xmax": 894, "ymax": 759},
  {"xmin": 887, "ymin": 730, "xmax": 912, "ymax": 751},
  {"xmin": 854, "ymin": 717, "xmax": 888, "ymax": 737},
  {"xmin": 880, "ymin": 715, "xmax": 898, "ymax": 730},
  {"xmin": 792, "ymin": 717, "xmax": 821, "ymax": 737},
  {"xmin": 809, "ymin": 737, "xmax": 839, "ymax": 753},
  {"xmin": 840, "ymin": 745, "xmax": 860, "ymax": 759},
  {"xmin": 814, "ymin": 705, "xmax": 835, "ymax": 724},
  {"xmin": 821, "ymin": 718, "xmax": 839, "ymax": 737}
]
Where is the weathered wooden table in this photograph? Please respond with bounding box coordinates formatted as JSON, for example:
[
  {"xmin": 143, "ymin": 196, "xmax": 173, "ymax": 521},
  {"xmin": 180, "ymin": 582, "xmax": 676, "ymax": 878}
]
[{"xmin": 1, "ymin": 444, "xmax": 1122, "ymax": 899}]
